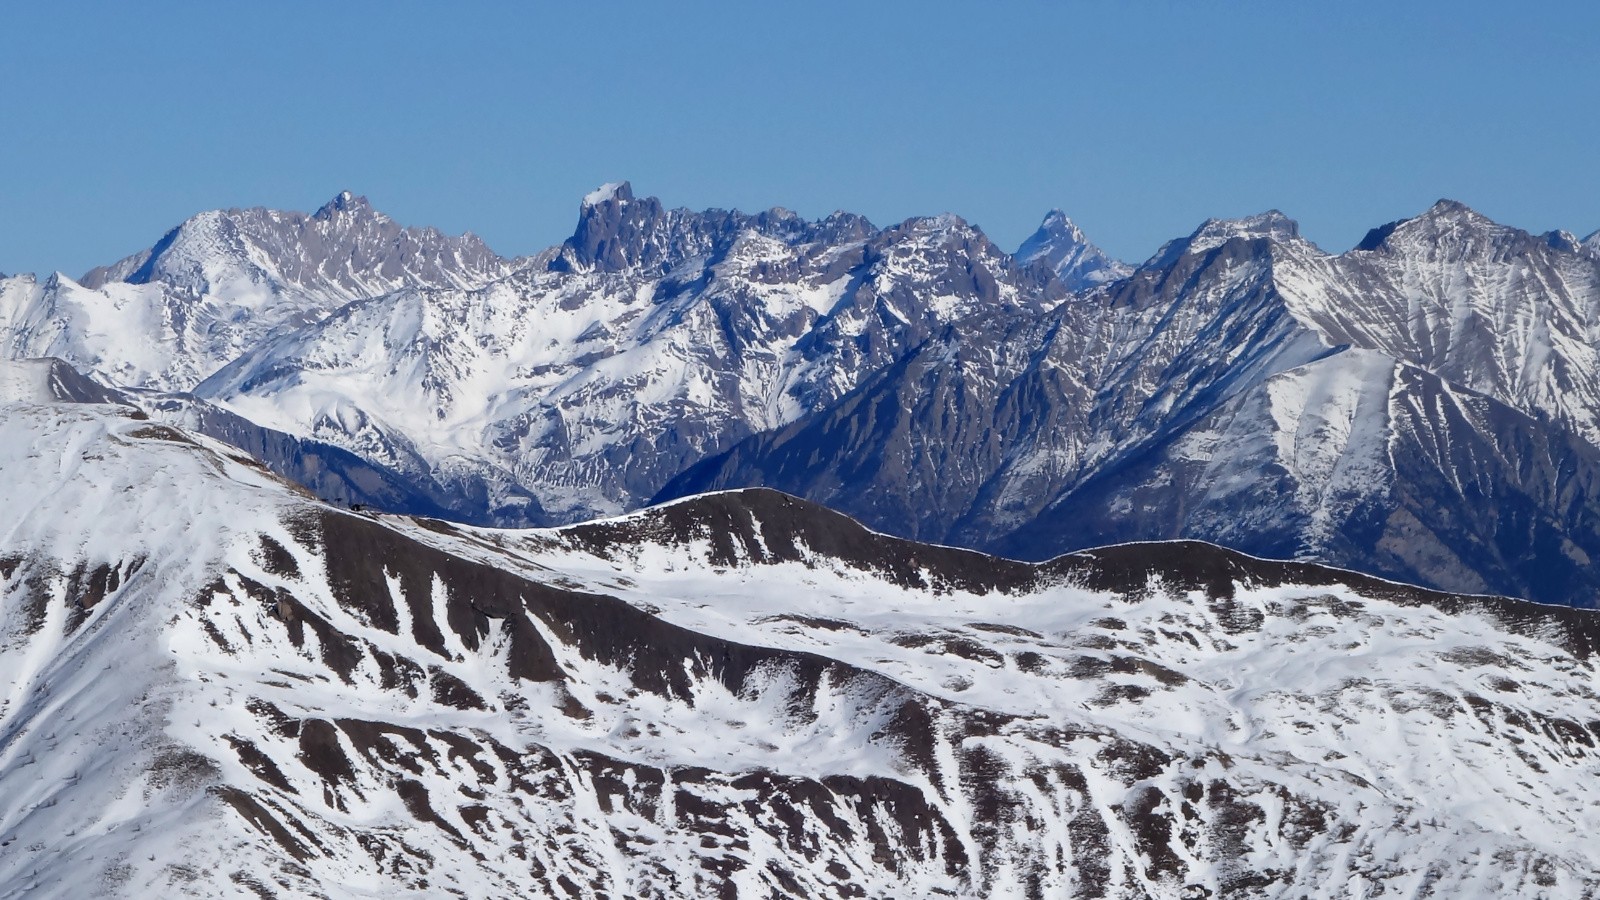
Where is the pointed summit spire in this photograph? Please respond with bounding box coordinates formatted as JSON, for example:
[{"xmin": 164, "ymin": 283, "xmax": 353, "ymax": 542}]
[
  {"xmin": 313, "ymin": 190, "xmax": 374, "ymax": 220},
  {"xmin": 1015, "ymin": 210, "xmax": 1129, "ymax": 291}
]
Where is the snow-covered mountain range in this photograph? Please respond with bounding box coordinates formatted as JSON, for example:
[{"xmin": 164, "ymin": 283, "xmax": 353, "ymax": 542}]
[
  {"xmin": 667, "ymin": 201, "xmax": 1600, "ymax": 605},
  {"xmin": 7, "ymin": 380, "xmax": 1600, "ymax": 897},
  {"xmin": 1, "ymin": 193, "xmax": 519, "ymax": 392},
  {"xmin": 5, "ymin": 186, "xmax": 1600, "ymax": 609}
]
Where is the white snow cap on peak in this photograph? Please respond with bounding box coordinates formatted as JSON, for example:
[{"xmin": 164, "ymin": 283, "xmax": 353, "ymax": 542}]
[
  {"xmin": 583, "ymin": 181, "xmax": 633, "ymax": 207},
  {"xmin": 1145, "ymin": 210, "xmax": 1302, "ymax": 268}
]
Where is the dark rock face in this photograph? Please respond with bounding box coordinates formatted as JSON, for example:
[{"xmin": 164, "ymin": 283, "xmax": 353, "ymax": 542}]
[
  {"xmin": 659, "ymin": 202, "xmax": 1600, "ymax": 609},
  {"xmin": 0, "ymin": 356, "xmax": 129, "ymax": 404}
]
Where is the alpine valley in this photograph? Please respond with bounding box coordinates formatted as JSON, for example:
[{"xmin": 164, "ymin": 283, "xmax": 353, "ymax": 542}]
[{"xmin": 5, "ymin": 186, "xmax": 1600, "ymax": 897}]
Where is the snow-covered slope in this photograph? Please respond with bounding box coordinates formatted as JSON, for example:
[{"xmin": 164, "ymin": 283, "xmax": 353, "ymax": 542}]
[
  {"xmin": 663, "ymin": 213, "xmax": 1335, "ymax": 541},
  {"xmin": 0, "ymin": 194, "xmax": 522, "ymax": 391},
  {"xmin": 1004, "ymin": 349, "xmax": 1600, "ymax": 604},
  {"xmin": 6, "ymin": 390, "xmax": 1600, "ymax": 897},
  {"xmin": 0, "ymin": 357, "xmax": 125, "ymax": 405},
  {"xmin": 194, "ymin": 183, "xmax": 1062, "ymax": 522},
  {"xmin": 1014, "ymin": 210, "xmax": 1130, "ymax": 290},
  {"xmin": 1277, "ymin": 200, "xmax": 1600, "ymax": 446}
]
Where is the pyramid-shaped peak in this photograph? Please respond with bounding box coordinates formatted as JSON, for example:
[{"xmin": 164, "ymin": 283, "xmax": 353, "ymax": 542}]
[
  {"xmin": 1016, "ymin": 210, "xmax": 1129, "ymax": 290},
  {"xmin": 313, "ymin": 190, "xmax": 375, "ymax": 219},
  {"xmin": 1422, "ymin": 198, "xmax": 1479, "ymax": 218},
  {"xmin": 1409, "ymin": 199, "xmax": 1503, "ymax": 231},
  {"xmin": 1355, "ymin": 200, "xmax": 1508, "ymax": 252},
  {"xmin": 1030, "ymin": 210, "xmax": 1088, "ymax": 241}
]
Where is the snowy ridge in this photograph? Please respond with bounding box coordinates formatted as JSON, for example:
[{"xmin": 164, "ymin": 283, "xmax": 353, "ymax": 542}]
[
  {"xmin": 0, "ymin": 357, "xmax": 124, "ymax": 405},
  {"xmin": 1583, "ymin": 228, "xmax": 1600, "ymax": 257},
  {"xmin": 190, "ymin": 187, "xmax": 1060, "ymax": 523},
  {"xmin": 1, "ymin": 194, "xmax": 523, "ymax": 392},
  {"xmin": 6, "ymin": 392, "xmax": 1600, "ymax": 896}
]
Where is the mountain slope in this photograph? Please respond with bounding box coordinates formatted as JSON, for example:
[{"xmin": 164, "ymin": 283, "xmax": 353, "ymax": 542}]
[
  {"xmin": 660, "ymin": 213, "xmax": 1336, "ymax": 546},
  {"xmin": 1001, "ymin": 349, "xmax": 1600, "ymax": 604},
  {"xmin": 1277, "ymin": 200, "xmax": 1600, "ymax": 447},
  {"xmin": 10, "ymin": 188, "xmax": 1600, "ymax": 609},
  {"xmin": 662, "ymin": 202, "xmax": 1600, "ymax": 606},
  {"xmin": 194, "ymin": 183, "xmax": 1062, "ymax": 523},
  {"xmin": 6, "ymin": 387, "xmax": 1600, "ymax": 896},
  {"xmin": 0, "ymin": 194, "xmax": 522, "ymax": 391}
]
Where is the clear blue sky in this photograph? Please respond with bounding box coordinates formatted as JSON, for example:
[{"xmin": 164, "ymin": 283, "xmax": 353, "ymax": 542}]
[{"xmin": 3, "ymin": 2, "xmax": 1597, "ymax": 277}]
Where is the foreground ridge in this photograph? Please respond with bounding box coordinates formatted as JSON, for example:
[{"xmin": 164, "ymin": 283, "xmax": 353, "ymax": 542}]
[{"xmin": 4, "ymin": 385, "xmax": 1600, "ymax": 897}]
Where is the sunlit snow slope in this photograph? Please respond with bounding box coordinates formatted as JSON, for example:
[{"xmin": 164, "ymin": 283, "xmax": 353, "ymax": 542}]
[{"xmin": 5, "ymin": 386, "xmax": 1600, "ymax": 897}]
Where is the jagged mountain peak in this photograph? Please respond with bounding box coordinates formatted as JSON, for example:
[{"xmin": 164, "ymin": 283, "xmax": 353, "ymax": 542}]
[
  {"xmin": 1582, "ymin": 228, "xmax": 1600, "ymax": 255},
  {"xmin": 556, "ymin": 182, "xmax": 1018, "ymax": 278},
  {"xmin": 554, "ymin": 183, "xmax": 874, "ymax": 276},
  {"xmin": 906, "ymin": 211, "xmax": 968, "ymax": 230},
  {"xmin": 1027, "ymin": 209, "xmax": 1087, "ymax": 243},
  {"xmin": 881, "ymin": 211, "xmax": 985, "ymax": 246},
  {"xmin": 1352, "ymin": 199, "xmax": 1515, "ymax": 253},
  {"xmin": 1148, "ymin": 209, "xmax": 1305, "ymax": 268},
  {"xmin": 311, "ymin": 189, "xmax": 377, "ymax": 220},
  {"xmin": 554, "ymin": 183, "xmax": 703, "ymax": 273},
  {"xmin": 1192, "ymin": 209, "xmax": 1301, "ymax": 246},
  {"xmin": 1016, "ymin": 208, "xmax": 1131, "ymax": 290},
  {"xmin": 24, "ymin": 195, "xmax": 524, "ymax": 392},
  {"xmin": 80, "ymin": 193, "xmax": 509, "ymax": 293},
  {"xmin": 1544, "ymin": 229, "xmax": 1583, "ymax": 253}
]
